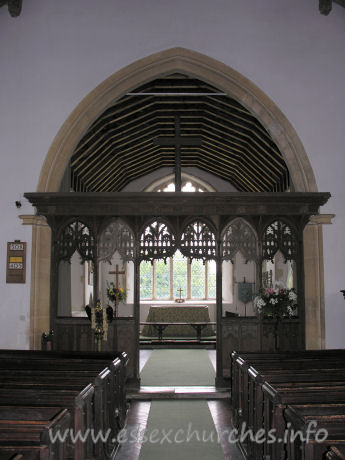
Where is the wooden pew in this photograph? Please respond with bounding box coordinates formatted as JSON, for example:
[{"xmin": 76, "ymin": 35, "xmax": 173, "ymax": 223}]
[
  {"xmin": 0, "ymin": 362, "xmax": 126, "ymax": 435},
  {"xmin": 231, "ymin": 350, "xmax": 345, "ymax": 460},
  {"xmin": 0, "ymin": 446, "xmax": 48, "ymax": 459},
  {"xmin": 0, "ymin": 350, "xmax": 129, "ymax": 428},
  {"xmin": 0, "ymin": 352, "xmax": 128, "ymax": 460},
  {"xmin": 231, "ymin": 350, "xmax": 345, "ymax": 432},
  {"xmin": 284, "ymin": 404, "xmax": 345, "ymax": 460},
  {"xmin": 246, "ymin": 366, "xmax": 345, "ymax": 459},
  {"xmin": 0, "ymin": 384, "xmax": 94, "ymax": 460},
  {"xmin": 262, "ymin": 383, "xmax": 345, "ymax": 460},
  {"xmin": 0, "ymin": 407, "xmax": 70, "ymax": 460},
  {"xmin": 0, "ymin": 353, "xmax": 128, "ymax": 430},
  {"xmin": 231, "ymin": 349, "xmax": 345, "ymax": 413},
  {"xmin": 326, "ymin": 446, "xmax": 345, "ymax": 459},
  {"xmin": 0, "ymin": 378, "xmax": 116, "ymax": 459}
]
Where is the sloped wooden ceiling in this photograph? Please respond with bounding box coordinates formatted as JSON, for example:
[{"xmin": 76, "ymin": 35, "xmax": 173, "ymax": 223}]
[{"xmin": 70, "ymin": 74, "xmax": 291, "ymax": 193}]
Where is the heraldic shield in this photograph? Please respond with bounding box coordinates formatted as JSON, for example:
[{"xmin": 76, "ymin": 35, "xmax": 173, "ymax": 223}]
[{"xmin": 238, "ymin": 281, "xmax": 253, "ymax": 304}]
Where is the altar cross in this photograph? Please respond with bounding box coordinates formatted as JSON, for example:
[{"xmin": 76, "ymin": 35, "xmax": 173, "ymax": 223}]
[
  {"xmin": 154, "ymin": 115, "xmax": 202, "ymax": 191},
  {"xmin": 109, "ymin": 264, "xmax": 125, "ymax": 289},
  {"xmin": 177, "ymin": 287, "xmax": 184, "ymax": 298}
]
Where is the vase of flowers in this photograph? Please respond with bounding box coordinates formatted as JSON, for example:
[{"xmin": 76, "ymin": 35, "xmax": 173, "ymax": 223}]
[
  {"xmin": 106, "ymin": 281, "xmax": 127, "ymax": 317},
  {"xmin": 254, "ymin": 287, "xmax": 297, "ymax": 319}
]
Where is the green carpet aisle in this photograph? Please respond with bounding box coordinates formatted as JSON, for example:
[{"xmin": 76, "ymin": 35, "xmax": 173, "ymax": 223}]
[
  {"xmin": 138, "ymin": 400, "xmax": 225, "ymax": 460},
  {"xmin": 140, "ymin": 349, "xmax": 215, "ymax": 386}
]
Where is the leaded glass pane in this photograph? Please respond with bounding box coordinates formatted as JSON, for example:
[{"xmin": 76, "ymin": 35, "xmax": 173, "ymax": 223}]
[
  {"xmin": 155, "ymin": 259, "xmax": 170, "ymax": 299},
  {"xmin": 191, "ymin": 258, "xmax": 204, "ymax": 299},
  {"xmin": 140, "ymin": 261, "xmax": 152, "ymax": 299},
  {"xmin": 173, "ymin": 250, "xmax": 187, "ymax": 300},
  {"xmin": 208, "ymin": 260, "xmax": 217, "ymax": 298}
]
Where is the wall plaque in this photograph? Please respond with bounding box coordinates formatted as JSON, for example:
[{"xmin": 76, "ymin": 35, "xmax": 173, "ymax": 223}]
[{"xmin": 6, "ymin": 240, "xmax": 26, "ymax": 283}]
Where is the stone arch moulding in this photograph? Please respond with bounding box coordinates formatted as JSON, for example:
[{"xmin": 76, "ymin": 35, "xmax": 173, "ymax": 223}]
[{"xmin": 29, "ymin": 47, "xmax": 325, "ymax": 350}]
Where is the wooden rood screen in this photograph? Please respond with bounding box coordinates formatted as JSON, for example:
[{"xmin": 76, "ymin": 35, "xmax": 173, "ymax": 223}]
[{"xmin": 25, "ymin": 191, "xmax": 330, "ymax": 387}]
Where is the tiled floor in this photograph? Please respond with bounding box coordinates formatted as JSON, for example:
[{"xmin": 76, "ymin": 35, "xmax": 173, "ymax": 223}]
[
  {"xmin": 208, "ymin": 400, "xmax": 244, "ymax": 459},
  {"xmin": 115, "ymin": 401, "xmax": 151, "ymax": 460}
]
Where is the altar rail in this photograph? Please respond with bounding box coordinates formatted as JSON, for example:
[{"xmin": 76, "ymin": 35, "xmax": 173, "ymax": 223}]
[{"xmin": 140, "ymin": 321, "xmax": 216, "ymax": 341}]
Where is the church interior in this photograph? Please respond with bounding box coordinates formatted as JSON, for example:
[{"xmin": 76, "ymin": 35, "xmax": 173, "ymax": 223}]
[{"xmin": 1, "ymin": 1, "xmax": 345, "ymax": 459}]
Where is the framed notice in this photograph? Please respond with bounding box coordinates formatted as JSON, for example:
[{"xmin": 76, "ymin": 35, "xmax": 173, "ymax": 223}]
[{"xmin": 6, "ymin": 241, "xmax": 26, "ymax": 283}]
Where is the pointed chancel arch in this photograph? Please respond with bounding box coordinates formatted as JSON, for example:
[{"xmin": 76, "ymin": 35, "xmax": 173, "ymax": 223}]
[
  {"xmin": 37, "ymin": 47, "xmax": 316, "ymax": 193},
  {"xmin": 29, "ymin": 47, "xmax": 325, "ymax": 351}
]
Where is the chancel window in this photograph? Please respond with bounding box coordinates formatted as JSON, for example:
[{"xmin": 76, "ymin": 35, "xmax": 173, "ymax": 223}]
[
  {"xmin": 145, "ymin": 173, "xmax": 215, "ymax": 193},
  {"xmin": 140, "ymin": 250, "xmax": 216, "ymax": 301},
  {"xmin": 157, "ymin": 180, "xmax": 206, "ymax": 192}
]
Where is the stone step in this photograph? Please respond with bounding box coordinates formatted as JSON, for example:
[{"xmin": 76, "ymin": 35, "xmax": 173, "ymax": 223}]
[{"xmin": 127, "ymin": 386, "xmax": 230, "ymax": 400}]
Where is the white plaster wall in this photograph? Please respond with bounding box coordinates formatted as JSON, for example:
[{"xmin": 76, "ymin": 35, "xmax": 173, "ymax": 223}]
[{"xmin": 0, "ymin": 0, "xmax": 344, "ymax": 348}]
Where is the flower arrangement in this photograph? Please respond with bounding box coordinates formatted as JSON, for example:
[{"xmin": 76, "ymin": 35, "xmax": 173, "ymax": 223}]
[
  {"xmin": 106, "ymin": 281, "xmax": 127, "ymax": 305},
  {"xmin": 254, "ymin": 287, "xmax": 297, "ymax": 319}
]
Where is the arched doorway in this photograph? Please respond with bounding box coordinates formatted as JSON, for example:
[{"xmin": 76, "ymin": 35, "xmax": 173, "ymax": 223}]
[{"xmin": 28, "ymin": 47, "xmax": 326, "ymax": 359}]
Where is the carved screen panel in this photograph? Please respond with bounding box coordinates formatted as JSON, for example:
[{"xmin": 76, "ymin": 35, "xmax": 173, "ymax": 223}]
[
  {"xmin": 262, "ymin": 269, "xmax": 273, "ymax": 288},
  {"xmin": 180, "ymin": 220, "xmax": 216, "ymax": 262},
  {"xmin": 262, "ymin": 220, "xmax": 297, "ymax": 261},
  {"xmin": 221, "ymin": 218, "xmax": 258, "ymax": 262},
  {"xmin": 98, "ymin": 220, "xmax": 135, "ymax": 263},
  {"xmin": 140, "ymin": 220, "xmax": 176, "ymax": 262},
  {"xmin": 56, "ymin": 220, "xmax": 95, "ymax": 262}
]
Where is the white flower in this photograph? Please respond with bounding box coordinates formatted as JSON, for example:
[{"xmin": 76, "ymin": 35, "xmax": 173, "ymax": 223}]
[
  {"xmin": 255, "ymin": 298, "xmax": 266, "ymax": 312},
  {"xmin": 288, "ymin": 291, "xmax": 297, "ymax": 302},
  {"xmin": 269, "ymin": 298, "xmax": 278, "ymax": 305}
]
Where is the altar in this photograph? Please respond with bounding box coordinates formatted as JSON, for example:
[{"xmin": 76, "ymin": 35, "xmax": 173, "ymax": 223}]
[{"xmin": 141, "ymin": 305, "xmax": 215, "ymax": 337}]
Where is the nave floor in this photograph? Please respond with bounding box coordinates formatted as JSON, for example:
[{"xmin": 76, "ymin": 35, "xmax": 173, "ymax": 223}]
[
  {"xmin": 116, "ymin": 400, "xmax": 244, "ymax": 460},
  {"xmin": 116, "ymin": 349, "xmax": 244, "ymax": 459}
]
